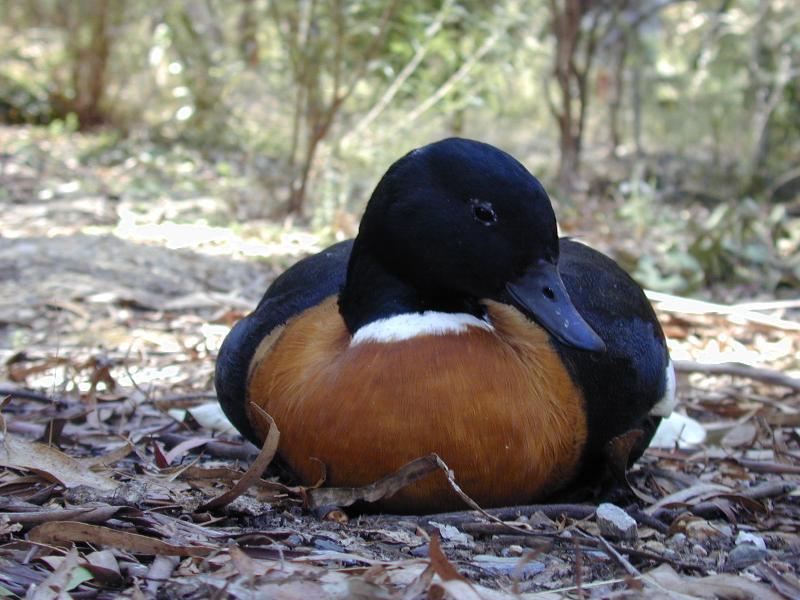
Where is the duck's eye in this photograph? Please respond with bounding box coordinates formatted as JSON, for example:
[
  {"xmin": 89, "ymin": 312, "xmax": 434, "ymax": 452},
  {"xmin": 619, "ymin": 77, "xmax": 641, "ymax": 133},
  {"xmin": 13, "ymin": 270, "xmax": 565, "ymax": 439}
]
[{"xmin": 471, "ymin": 200, "xmax": 497, "ymax": 225}]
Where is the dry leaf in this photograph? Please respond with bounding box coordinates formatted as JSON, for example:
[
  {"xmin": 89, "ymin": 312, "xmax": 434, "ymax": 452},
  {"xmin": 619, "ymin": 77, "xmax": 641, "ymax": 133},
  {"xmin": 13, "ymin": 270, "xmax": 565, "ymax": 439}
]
[
  {"xmin": 721, "ymin": 423, "xmax": 758, "ymax": 448},
  {"xmin": 83, "ymin": 550, "xmax": 122, "ymax": 585},
  {"xmin": 28, "ymin": 522, "xmax": 213, "ymax": 556},
  {"xmin": 646, "ymin": 564, "xmax": 783, "ymax": 600},
  {"xmin": 307, "ymin": 454, "xmax": 441, "ymax": 509},
  {"xmin": 198, "ymin": 405, "xmax": 279, "ymax": 511},
  {"xmin": 0, "ymin": 434, "xmax": 119, "ymax": 491}
]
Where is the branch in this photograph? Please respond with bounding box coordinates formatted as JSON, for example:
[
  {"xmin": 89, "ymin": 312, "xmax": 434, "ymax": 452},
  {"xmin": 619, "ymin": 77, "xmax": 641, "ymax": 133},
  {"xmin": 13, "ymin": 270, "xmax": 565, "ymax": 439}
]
[
  {"xmin": 674, "ymin": 360, "xmax": 800, "ymax": 392},
  {"xmin": 342, "ymin": 0, "xmax": 453, "ymax": 146},
  {"xmin": 645, "ymin": 290, "xmax": 800, "ymax": 331},
  {"xmin": 397, "ymin": 30, "xmax": 500, "ymax": 130}
]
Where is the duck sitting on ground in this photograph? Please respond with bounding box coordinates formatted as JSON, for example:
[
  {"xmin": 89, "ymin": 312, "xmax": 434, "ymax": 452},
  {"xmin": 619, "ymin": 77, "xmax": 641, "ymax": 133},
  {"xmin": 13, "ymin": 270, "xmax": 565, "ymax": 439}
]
[{"xmin": 215, "ymin": 138, "xmax": 676, "ymax": 514}]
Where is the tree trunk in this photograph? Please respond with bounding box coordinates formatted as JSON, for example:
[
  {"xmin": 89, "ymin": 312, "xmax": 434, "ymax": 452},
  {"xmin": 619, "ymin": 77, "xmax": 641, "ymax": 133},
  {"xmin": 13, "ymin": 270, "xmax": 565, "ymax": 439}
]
[
  {"xmin": 67, "ymin": 0, "xmax": 111, "ymax": 129},
  {"xmin": 607, "ymin": 34, "xmax": 628, "ymax": 157},
  {"xmin": 239, "ymin": 0, "xmax": 260, "ymax": 68}
]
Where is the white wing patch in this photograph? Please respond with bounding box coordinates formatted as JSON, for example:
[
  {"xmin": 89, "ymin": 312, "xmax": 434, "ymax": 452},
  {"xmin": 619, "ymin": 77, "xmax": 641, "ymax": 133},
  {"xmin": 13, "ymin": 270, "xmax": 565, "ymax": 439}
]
[
  {"xmin": 649, "ymin": 359, "xmax": 677, "ymax": 417},
  {"xmin": 351, "ymin": 311, "xmax": 493, "ymax": 346}
]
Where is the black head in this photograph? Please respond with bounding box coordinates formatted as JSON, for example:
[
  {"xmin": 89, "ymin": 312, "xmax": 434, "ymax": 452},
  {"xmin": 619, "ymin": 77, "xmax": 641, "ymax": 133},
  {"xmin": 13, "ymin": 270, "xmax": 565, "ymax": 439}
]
[{"xmin": 343, "ymin": 138, "xmax": 605, "ymax": 352}]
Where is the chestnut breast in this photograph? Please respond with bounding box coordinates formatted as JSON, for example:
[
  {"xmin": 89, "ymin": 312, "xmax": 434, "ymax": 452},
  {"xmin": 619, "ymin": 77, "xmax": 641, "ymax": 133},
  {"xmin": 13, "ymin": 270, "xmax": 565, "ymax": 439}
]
[{"xmin": 246, "ymin": 296, "xmax": 587, "ymax": 513}]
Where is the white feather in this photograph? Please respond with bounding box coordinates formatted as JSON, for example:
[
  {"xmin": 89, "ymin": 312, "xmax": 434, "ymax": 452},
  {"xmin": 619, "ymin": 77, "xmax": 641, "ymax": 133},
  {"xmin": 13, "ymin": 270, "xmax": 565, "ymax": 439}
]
[
  {"xmin": 649, "ymin": 411, "xmax": 706, "ymax": 448},
  {"xmin": 650, "ymin": 359, "xmax": 677, "ymax": 417},
  {"xmin": 350, "ymin": 311, "xmax": 493, "ymax": 346}
]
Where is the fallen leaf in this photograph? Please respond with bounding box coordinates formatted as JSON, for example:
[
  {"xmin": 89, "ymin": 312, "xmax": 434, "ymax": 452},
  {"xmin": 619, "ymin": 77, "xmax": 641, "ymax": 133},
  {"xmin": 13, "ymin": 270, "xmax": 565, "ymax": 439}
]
[
  {"xmin": 4, "ymin": 503, "xmax": 119, "ymax": 526},
  {"xmin": 307, "ymin": 454, "xmax": 441, "ymax": 509},
  {"xmin": 198, "ymin": 405, "xmax": 279, "ymax": 511},
  {"xmin": 28, "ymin": 547, "xmax": 83, "ymax": 600},
  {"xmin": 429, "ymin": 534, "xmax": 484, "ymax": 599},
  {"xmin": 646, "ymin": 563, "xmax": 783, "ymax": 599},
  {"xmin": 721, "ymin": 423, "xmax": 758, "ymax": 448},
  {"xmin": 28, "ymin": 522, "xmax": 213, "ymax": 556},
  {"xmin": 84, "ymin": 550, "xmax": 122, "ymax": 585},
  {"xmin": 0, "ymin": 433, "xmax": 119, "ymax": 491}
]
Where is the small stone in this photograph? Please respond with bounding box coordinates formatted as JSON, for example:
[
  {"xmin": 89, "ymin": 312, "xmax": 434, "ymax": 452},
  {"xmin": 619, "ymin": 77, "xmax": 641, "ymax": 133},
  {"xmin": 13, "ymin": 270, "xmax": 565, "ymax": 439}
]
[
  {"xmin": 585, "ymin": 550, "xmax": 610, "ymax": 562},
  {"xmin": 735, "ymin": 531, "xmax": 766, "ymax": 550},
  {"xmin": 429, "ymin": 521, "xmax": 473, "ymax": 545},
  {"xmin": 472, "ymin": 555, "xmax": 545, "ymax": 578},
  {"xmin": 596, "ymin": 503, "xmax": 638, "ymax": 542},
  {"xmin": 669, "ymin": 533, "xmax": 687, "ymax": 548},
  {"xmin": 725, "ymin": 544, "xmax": 770, "ymax": 571},
  {"xmin": 285, "ymin": 534, "xmax": 304, "ymax": 547},
  {"xmin": 502, "ymin": 544, "xmax": 524, "ymax": 557},
  {"xmin": 645, "ymin": 541, "xmax": 666, "ymax": 554},
  {"xmin": 686, "ymin": 519, "xmax": 726, "ymax": 540},
  {"xmin": 411, "ymin": 544, "xmax": 429, "ymax": 558},
  {"xmin": 692, "ymin": 544, "xmax": 708, "ymax": 558},
  {"xmin": 528, "ymin": 511, "xmax": 555, "ymax": 529},
  {"xmin": 313, "ymin": 537, "xmax": 344, "ymax": 553}
]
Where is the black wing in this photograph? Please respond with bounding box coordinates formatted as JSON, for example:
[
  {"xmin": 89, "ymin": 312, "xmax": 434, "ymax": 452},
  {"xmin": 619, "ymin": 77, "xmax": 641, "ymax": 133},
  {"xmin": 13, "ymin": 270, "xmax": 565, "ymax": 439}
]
[
  {"xmin": 215, "ymin": 240, "xmax": 354, "ymax": 444},
  {"xmin": 555, "ymin": 238, "xmax": 669, "ymax": 475}
]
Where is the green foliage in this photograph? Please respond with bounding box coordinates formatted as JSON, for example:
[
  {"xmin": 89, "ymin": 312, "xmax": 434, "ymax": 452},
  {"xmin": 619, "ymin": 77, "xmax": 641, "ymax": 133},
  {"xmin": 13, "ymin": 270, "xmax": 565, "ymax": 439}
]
[
  {"xmin": 629, "ymin": 194, "xmax": 799, "ymax": 295},
  {"xmin": 0, "ymin": 0, "xmax": 798, "ymax": 295}
]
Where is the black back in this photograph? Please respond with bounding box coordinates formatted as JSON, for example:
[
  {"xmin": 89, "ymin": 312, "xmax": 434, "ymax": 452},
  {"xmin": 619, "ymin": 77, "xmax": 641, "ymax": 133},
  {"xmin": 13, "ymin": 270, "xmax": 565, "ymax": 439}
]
[
  {"xmin": 556, "ymin": 239, "xmax": 667, "ymax": 477},
  {"xmin": 215, "ymin": 240, "xmax": 354, "ymax": 444}
]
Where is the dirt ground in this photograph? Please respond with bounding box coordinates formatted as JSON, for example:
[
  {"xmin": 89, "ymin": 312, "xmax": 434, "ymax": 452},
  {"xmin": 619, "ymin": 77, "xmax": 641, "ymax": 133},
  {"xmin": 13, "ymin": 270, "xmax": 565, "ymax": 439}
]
[{"xmin": 1, "ymin": 126, "xmax": 799, "ymax": 598}]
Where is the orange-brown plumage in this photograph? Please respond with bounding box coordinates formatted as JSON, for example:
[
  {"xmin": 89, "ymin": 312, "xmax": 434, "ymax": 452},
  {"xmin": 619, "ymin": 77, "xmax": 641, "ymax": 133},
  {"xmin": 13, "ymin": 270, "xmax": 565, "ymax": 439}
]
[
  {"xmin": 246, "ymin": 296, "xmax": 586, "ymax": 513},
  {"xmin": 215, "ymin": 139, "xmax": 672, "ymax": 516}
]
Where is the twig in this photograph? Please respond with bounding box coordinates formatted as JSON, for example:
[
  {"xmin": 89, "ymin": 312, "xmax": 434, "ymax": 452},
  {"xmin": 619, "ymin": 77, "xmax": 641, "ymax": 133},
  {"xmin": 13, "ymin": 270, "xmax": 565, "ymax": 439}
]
[
  {"xmin": 674, "ymin": 360, "xmax": 800, "ymax": 392},
  {"xmin": 412, "ymin": 503, "xmax": 597, "ymax": 526},
  {"xmin": 733, "ymin": 299, "xmax": 800, "ymax": 311},
  {"xmin": 342, "ymin": 0, "xmax": 453, "ymax": 145},
  {"xmin": 646, "ymin": 290, "xmax": 800, "ymax": 331},
  {"xmin": 651, "ymin": 481, "xmax": 794, "ymax": 522},
  {"xmin": 493, "ymin": 534, "xmax": 707, "ymax": 574},
  {"xmin": 626, "ymin": 507, "xmax": 669, "ymax": 534},
  {"xmin": 590, "ymin": 534, "xmax": 641, "ymax": 578},
  {"xmin": 735, "ymin": 459, "xmax": 800, "ymax": 475},
  {"xmin": 397, "ymin": 30, "xmax": 500, "ymax": 129},
  {"xmin": 0, "ymin": 385, "xmax": 68, "ymax": 403},
  {"xmin": 157, "ymin": 432, "xmax": 260, "ymax": 462}
]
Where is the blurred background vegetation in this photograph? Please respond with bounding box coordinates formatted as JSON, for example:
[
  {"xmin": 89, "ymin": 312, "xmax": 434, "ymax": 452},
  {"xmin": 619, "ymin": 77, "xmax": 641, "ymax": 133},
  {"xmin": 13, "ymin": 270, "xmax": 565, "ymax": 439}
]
[{"xmin": 1, "ymin": 0, "xmax": 798, "ymax": 297}]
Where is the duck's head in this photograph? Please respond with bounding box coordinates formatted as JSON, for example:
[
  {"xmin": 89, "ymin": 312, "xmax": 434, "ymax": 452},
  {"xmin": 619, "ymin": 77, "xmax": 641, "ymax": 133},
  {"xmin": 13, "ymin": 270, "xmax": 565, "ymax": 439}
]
[{"xmin": 343, "ymin": 137, "xmax": 605, "ymax": 352}]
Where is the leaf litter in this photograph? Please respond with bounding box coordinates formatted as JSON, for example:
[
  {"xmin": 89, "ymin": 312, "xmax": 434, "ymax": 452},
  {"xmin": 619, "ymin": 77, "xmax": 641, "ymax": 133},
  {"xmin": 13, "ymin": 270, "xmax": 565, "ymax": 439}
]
[{"xmin": 0, "ymin": 126, "xmax": 799, "ymax": 598}]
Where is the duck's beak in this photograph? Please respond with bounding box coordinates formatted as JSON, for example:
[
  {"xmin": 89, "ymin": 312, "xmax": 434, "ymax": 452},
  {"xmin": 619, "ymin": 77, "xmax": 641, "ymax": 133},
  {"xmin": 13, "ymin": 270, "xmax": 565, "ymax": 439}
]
[{"xmin": 506, "ymin": 261, "xmax": 606, "ymax": 352}]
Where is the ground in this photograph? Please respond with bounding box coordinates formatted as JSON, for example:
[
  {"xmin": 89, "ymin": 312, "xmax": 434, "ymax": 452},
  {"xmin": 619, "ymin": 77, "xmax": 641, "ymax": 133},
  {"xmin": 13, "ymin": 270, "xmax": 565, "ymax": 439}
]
[{"xmin": 1, "ymin": 126, "xmax": 799, "ymax": 599}]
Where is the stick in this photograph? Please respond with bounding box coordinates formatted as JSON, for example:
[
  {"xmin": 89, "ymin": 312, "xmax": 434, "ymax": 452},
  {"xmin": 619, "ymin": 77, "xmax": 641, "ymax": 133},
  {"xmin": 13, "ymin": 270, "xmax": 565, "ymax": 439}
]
[
  {"xmin": 673, "ymin": 360, "xmax": 800, "ymax": 392},
  {"xmin": 646, "ymin": 290, "xmax": 800, "ymax": 331},
  {"xmin": 410, "ymin": 503, "xmax": 597, "ymax": 527}
]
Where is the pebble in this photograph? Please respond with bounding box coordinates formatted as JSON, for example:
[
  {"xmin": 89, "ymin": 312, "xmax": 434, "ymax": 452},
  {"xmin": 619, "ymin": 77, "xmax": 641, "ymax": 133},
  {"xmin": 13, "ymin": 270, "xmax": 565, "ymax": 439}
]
[
  {"xmin": 685, "ymin": 519, "xmax": 728, "ymax": 540},
  {"xmin": 692, "ymin": 544, "xmax": 708, "ymax": 558},
  {"xmin": 596, "ymin": 503, "xmax": 638, "ymax": 542},
  {"xmin": 429, "ymin": 521, "xmax": 473, "ymax": 545},
  {"xmin": 735, "ymin": 531, "xmax": 766, "ymax": 550},
  {"xmin": 411, "ymin": 544, "xmax": 429, "ymax": 558},
  {"xmin": 285, "ymin": 534, "xmax": 304, "ymax": 547},
  {"xmin": 669, "ymin": 533, "xmax": 687, "ymax": 549},
  {"xmin": 724, "ymin": 544, "xmax": 770, "ymax": 571},
  {"xmin": 645, "ymin": 541, "xmax": 666, "ymax": 554},
  {"xmin": 471, "ymin": 555, "xmax": 545, "ymax": 578},
  {"xmin": 502, "ymin": 544, "xmax": 524, "ymax": 557},
  {"xmin": 313, "ymin": 537, "xmax": 345, "ymax": 553}
]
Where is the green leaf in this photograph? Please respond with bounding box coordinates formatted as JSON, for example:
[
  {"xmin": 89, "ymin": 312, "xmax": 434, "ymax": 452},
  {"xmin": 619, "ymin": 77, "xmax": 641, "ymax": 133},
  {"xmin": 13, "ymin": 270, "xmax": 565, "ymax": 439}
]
[{"xmin": 67, "ymin": 566, "xmax": 95, "ymax": 591}]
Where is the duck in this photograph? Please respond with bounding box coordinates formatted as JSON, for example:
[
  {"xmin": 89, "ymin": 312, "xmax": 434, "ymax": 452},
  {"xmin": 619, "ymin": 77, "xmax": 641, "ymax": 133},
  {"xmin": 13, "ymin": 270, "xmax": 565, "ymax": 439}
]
[{"xmin": 215, "ymin": 138, "xmax": 676, "ymax": 514}]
